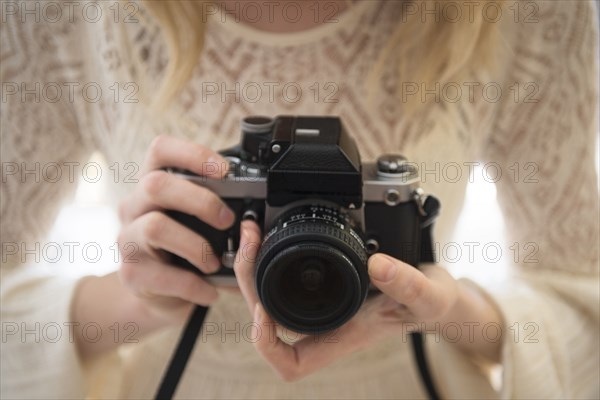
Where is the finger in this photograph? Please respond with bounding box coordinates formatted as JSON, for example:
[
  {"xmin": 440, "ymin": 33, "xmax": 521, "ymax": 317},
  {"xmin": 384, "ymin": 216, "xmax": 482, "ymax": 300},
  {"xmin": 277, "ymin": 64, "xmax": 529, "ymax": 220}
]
[
  {"xmin": 126, "ymin": 211, "xmax": 221, "ymax": 273},
  {"xmin": 233, "ymin": 220, "xmax": 262, "ymax": 315},
  {"xmin": 143, "ymin": 135, "xmax": 229, "ymax": 178},
  {"xmin": 122, "ymin": 170, "xmax": 235, "ymax": 229},
  {"xmin": 367, "ymin": 253, "xmax": 452, "ymax": 319},
  {"xmin": 251, "ymin": 304, "xmax": 365, "ymax": 382},
  {"xmin": 252, "ymin": 303, "xmax": 303, "ymax": 381},
  {"xmin": 119, "ymin": 258, "xmax": 218, "ymax": 306}
]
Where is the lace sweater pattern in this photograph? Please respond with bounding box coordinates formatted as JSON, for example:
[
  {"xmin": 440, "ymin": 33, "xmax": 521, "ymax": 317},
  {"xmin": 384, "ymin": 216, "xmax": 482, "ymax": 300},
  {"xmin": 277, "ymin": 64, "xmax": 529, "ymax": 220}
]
[{"xmin": 1, "ymin": 1, "xmax": 598, "ymax": 398}]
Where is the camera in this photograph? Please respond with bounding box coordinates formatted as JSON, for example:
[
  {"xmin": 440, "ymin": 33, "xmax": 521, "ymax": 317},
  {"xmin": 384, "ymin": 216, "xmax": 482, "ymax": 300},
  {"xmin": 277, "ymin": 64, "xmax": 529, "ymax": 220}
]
[{"xmin": 166, "ymin": 116, "xmax": 439, "ymax": 334}]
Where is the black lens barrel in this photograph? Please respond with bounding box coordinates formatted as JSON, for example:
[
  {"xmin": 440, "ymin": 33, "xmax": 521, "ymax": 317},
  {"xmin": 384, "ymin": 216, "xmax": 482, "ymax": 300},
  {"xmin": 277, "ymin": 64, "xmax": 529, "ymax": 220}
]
[{"xmin": 255, "ymin": 206, "xmax": 368, "ymax": 334}]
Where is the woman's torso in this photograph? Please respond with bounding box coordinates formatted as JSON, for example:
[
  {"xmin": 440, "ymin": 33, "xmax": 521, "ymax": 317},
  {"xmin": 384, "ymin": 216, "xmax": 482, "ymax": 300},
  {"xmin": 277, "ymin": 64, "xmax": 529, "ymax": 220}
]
[{"xmin": 5, "ymin": 1, "xmax": 506, "ymax": 397}]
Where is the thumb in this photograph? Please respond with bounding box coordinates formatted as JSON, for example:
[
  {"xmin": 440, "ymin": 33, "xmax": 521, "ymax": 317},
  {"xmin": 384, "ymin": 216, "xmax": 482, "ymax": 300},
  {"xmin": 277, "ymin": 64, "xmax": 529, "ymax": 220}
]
[
  {"xmin": 368, "ymin": 253, "xmax": 446, "ymax": 318},
  {"xmin": 233, "ymin": 220, "xmax": 262, "ymax": 314}
]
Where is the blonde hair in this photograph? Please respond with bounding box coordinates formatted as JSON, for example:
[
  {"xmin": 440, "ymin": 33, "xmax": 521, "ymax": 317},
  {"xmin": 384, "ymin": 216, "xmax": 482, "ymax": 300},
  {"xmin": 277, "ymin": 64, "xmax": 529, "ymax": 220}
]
[
  {"xmin": 141, "ymin": 1, "xmax": 208, "ymax": 107},
  {"xmin": 143, "ymin": 0, "xmax": 503, "ymax": 114}
]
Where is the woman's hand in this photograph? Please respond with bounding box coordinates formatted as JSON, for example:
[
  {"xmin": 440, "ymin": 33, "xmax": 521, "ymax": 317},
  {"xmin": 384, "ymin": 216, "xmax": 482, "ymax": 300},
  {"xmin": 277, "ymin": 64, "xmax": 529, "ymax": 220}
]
[
  {"xmin": 234, "ymin": 221, "xmax": 503, "ymax": 382},
  {"xmin": 116, "ymin": 135, "xmax": 234, "ymax": 322},
  {"xmin": 73, "ymin": 136, "xmax": 236, "ymax": 360},
  {"xmin": 74, "ymin": 136, "xmax": 235, "ymax": 359}
]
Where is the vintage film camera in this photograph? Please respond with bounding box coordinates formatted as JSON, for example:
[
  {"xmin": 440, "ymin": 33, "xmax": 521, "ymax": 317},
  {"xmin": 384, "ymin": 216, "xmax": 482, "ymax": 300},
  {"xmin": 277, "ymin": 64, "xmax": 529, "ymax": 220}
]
[{"xmin": 167, "ymin": 116, "xmax": 439, "ymax": 334}]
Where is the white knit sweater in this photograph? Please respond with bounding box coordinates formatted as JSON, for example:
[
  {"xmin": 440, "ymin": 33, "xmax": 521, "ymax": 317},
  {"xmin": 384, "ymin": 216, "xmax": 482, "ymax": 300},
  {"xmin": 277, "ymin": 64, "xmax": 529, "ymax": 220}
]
[{"xmin": 1, "ymin": 1, "xmax": 598, "ymax": 399}]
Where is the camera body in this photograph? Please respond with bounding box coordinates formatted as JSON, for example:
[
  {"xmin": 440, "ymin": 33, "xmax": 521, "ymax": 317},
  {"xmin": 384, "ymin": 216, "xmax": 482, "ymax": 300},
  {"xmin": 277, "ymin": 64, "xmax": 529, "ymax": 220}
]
[{"xmin": 167, "ymin": 116, "xmax": 438, "ymax": 334}]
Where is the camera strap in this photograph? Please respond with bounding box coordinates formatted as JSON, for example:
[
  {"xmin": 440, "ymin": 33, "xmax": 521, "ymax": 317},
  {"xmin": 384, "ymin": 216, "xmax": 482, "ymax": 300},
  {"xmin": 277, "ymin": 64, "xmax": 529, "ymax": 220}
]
[
  {"xmin": 410, "ymin": 195, "xmax": 442, "ymax": 400},
  {"xmin": 155, "ymin": 305, "xmax": 209, "ymax": 399},
  {"xmin": 155, "ymin": 197, "xmax": 442, "ymax": 400},
  {"xmin": 156, "ymin": 314, "xmax": 441, "ymax": 400}
]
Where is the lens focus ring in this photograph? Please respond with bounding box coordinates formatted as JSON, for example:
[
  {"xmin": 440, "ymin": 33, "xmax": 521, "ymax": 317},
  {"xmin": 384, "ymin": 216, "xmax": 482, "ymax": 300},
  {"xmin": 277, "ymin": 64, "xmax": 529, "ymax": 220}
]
[
  {"xmin": 257, "ymin": 221, "xmax": 368, "ymax": 268},
  {"xmin": 255, "ymin": 206, "xmax": 369, "ymax": 334}
]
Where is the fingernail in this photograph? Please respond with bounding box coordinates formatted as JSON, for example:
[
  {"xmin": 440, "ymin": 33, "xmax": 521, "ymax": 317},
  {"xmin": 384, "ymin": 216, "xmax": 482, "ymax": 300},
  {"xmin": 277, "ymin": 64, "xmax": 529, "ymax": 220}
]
[
  {"xmin": 208, "ymin": 155, "xmax": 227, "ymax": 165},
  {"xmin": 219, "ymin": 206, "xmax": 235, "ymax": 226},
  {"xmin": 368, "ymin": 254, "xmax": 397, "ymax": 282}
]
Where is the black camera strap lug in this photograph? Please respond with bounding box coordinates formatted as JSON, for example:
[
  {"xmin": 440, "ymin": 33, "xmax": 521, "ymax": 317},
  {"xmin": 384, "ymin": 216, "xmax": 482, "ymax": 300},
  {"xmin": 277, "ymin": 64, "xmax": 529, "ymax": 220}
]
[
  {"xmin": 413, "ymin": 189, "xmax": 441, "ymax": 225},
  {"xmin": 417, "ymin": 195, "xmax": 441, "ymax": 266}
]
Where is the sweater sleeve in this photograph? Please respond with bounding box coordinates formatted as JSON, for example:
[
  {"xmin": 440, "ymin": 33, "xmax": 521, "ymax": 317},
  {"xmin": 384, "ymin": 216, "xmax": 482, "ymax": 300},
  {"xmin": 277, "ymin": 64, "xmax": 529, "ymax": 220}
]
[
  {"xmin": 478, "ymin": 1, "xmax": 599, "ymax": 398},
  {"xmin": 1, "ymin": 2, "xmax": 95, "ymax": 398}
]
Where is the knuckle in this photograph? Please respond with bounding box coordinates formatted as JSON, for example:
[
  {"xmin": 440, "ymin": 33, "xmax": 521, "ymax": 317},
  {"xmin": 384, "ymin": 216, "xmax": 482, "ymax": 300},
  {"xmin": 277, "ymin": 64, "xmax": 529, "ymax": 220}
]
[
  {"xmin": 117, "ymin": 196, "xmax": 131, "ymax": 222},
  {"xmin": 142, "ymin": 212, "xmax": 167, "ymax": 242},
  {"xmin": 148, "ymin": 135, "xmax": 169, "ymax": 160},
  {"xmin": 116, "ymin": 227, "xmax": 140, "ymax": 259},
  {"xmin": 142, "ymin": 170, "xmax": 170, "ymax": 198},
  {"xmin": 116, "ymin": 229, "xmax": 129, "ymax": 248}
]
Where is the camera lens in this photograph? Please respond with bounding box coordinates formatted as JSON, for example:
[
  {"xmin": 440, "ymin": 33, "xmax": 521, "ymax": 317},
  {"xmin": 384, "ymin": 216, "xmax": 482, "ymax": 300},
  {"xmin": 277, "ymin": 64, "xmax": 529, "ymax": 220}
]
[{"xmin": 255, "ymin": 205, "xmax": 369, "ymax": 334}]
